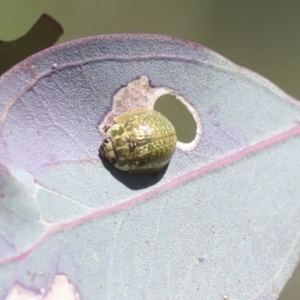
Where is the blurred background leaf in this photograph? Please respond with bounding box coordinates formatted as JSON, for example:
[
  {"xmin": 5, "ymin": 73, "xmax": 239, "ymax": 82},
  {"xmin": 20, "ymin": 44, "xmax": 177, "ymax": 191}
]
[{"xmin": 0, "ymin": 13, "xmax": 63, "ymax": 75}]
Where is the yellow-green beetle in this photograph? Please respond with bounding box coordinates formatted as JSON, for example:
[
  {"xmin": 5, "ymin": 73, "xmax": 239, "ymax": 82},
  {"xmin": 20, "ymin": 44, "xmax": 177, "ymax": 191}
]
[{"xmin": 99, "ymin": 108, "xmax": 177, "ymax": 174}]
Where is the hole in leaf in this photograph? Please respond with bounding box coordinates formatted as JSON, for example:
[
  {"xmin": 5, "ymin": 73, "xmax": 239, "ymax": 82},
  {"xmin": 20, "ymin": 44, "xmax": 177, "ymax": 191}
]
[{"xmin": 154, "ymin": 94, "xmax": 197, "ymax": 143}]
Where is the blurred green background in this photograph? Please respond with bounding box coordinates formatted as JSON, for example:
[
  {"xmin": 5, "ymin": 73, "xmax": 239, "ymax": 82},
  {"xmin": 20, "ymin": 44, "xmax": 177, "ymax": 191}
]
[{"xmin": 0, "ymin": 1, "xmax": 299, "ymax": 299}]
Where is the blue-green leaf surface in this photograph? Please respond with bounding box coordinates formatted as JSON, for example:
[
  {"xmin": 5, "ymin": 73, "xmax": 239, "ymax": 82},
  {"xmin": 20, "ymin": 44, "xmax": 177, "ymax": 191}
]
[{"xmin": 0, "ymin": 34, "xmax": 300, "ymax": 300}]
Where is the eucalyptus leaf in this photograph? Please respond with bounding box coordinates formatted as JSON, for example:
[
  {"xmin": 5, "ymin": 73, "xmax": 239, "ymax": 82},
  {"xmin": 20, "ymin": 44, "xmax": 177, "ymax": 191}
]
[{"xmin": 0, "ymin": 34, "xmax": 300, "ymax": 300}]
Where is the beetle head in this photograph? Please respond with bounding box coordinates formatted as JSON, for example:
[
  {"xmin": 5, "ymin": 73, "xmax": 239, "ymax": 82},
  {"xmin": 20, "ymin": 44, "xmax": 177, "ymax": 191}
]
[{"xmin": 99, "ymin": 138, "xmax": 116, "ymax": 163}]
